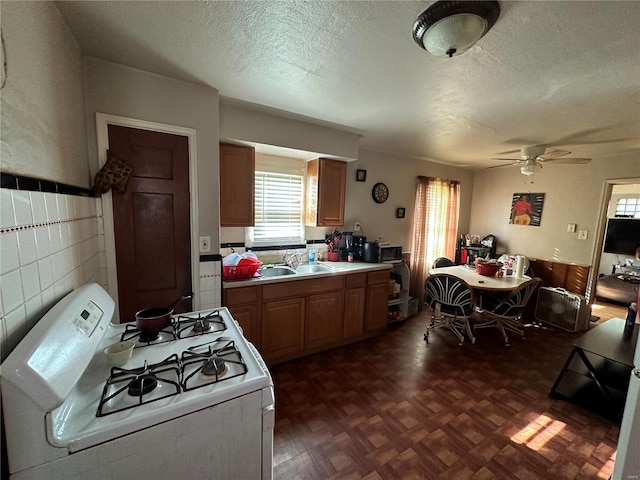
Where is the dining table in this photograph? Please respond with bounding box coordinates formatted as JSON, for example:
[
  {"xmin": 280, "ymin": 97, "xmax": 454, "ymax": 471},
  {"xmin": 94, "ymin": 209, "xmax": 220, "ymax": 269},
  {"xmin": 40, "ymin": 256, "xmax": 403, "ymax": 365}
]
[{"xmin": 429, "ymin": 265, "xmax": 531, "ymax": 291}]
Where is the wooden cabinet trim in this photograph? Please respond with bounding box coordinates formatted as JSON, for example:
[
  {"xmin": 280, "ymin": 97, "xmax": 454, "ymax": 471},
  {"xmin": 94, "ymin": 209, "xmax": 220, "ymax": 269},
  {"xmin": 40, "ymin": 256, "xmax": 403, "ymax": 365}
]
[
  {"xmin": 345, "ymin": 273, "xmax": 367, "ymax": 289},
  {"xmin": 224, "ymin": 285, "xmax": 260, "ymax": 306},
  {"xmin": 368, "ymin": 270, "xmax": 390, "ymax": 286}
]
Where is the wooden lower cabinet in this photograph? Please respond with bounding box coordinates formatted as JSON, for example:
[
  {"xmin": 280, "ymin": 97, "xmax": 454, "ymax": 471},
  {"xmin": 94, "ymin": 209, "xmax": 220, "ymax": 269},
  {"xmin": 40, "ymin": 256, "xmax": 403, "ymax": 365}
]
[
  {"xmin": 227, "ymin": 304, "xmax": 260, "ymax": 349},
  {"xmin": 344, "ymin": 287, "xmax": 365, "ymax": 337},
  {"xmin": 224, "ymin": 286, "xmax": 261, "ymax": 349},
  {"xmin": 224, "ymin": 269, "xmax": 390, "ymax": 364},
  {"xmin": 365, "ymin": 270, "xmax": 390, "ymax": 331},
  {"xmin": 262, "ymin": 298, "xmax": 305, "ymax": 360},
  {"xmin": 305, "ymin": 291, "xmax": 345, "ymax": 348}
]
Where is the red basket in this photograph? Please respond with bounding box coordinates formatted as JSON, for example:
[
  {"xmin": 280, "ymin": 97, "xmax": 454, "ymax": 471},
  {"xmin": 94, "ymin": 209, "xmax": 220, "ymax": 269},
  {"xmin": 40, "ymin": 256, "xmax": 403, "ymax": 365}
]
[
  {"xmin": 475, "ymin": 262, "xmax": 503, "ymax": 277},
  {"xmin": 223, "ymin": 263, "xmax": 261, "ymax": 280}
]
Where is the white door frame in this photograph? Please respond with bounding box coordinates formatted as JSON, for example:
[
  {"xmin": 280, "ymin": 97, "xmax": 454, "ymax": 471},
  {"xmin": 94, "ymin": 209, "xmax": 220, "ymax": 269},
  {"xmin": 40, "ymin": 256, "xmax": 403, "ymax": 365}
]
[
  {"xmin": 588, "ymin": 176, "xmax": 640, "ymax": 303},
  {"xmin": 95, "ymin": 113, "xmax": 200, "ymax": 323}
]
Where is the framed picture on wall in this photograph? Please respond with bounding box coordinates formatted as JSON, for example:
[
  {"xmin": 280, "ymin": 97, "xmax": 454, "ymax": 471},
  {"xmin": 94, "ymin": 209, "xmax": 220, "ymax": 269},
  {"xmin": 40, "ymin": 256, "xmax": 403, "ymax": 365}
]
[
  {"xmin": 396, "ymin": 207, "xmax": 405, "ymax": 218},
  {"xmin": 509, "ymin": 192, "xmax": 545, "ymax": 226},
  {"xmin": 356, "ymin": 169, "xmax": 367, "ymax": 182}
]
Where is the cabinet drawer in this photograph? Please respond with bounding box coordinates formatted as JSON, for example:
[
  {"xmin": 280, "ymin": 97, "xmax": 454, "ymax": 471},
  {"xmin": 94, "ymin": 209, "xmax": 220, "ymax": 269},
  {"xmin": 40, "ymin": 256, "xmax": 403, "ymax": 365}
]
[
  {"xmin": 345, "ymin": 273, "xmax": 366, "ymax": 289},
  {"xmin": 263, "ymin": 276, "xmax": 344, "ymax": 301},
  {"xmin": 368, "ymin": 270, "xmax": 390, "ymax": 285},
  {"xmin": 224, "ymin": 286, "xmax": 260, "ymax": 306}
]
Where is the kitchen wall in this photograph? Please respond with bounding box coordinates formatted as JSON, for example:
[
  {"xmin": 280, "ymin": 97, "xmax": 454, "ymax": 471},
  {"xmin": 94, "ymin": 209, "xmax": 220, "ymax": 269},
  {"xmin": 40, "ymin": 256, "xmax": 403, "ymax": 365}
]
[
  {"xmin": 344, "ymin": 149, "xmax": 474, "ymax": 250},
  {"xmin": 83, "ymin": 57, "xmax": 221, "ymax": 248},
  {"xmin": 219, "ymin": 103, "xmax": 475, "ymax": 259},
  {"xmin": 469, "ymin": 152, "xmax": 640, "ymax": 267},
  {"xmin": 0, "ymin": 2, "xmax": 104, "ymax": 360}
]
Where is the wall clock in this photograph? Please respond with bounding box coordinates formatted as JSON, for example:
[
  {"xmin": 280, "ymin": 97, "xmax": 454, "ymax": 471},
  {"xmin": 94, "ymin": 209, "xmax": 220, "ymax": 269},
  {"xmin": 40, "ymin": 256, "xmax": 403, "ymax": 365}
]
[{"xmin": 372, "ymin": 182, "xmax": 389, "ymax": 203}]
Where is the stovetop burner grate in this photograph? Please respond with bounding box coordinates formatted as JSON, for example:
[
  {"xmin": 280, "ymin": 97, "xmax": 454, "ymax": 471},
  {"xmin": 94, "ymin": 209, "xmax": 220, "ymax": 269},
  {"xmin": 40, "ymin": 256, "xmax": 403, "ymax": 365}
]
[
  {"xmin": 97, "ymin": 354, "xmax": 181, "ymax": 417},
  {"xmin": 120, "ymin": 310, "xmax": 227, "ymax": 347},
  {"xmin": 181, "ymin": 339, "xmax": 248, "ymax": 391}
]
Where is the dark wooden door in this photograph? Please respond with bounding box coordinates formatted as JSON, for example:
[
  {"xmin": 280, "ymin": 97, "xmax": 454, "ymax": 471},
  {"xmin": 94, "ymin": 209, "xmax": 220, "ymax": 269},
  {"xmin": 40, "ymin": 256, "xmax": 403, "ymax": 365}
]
[{"xmin": 108, "ymin": 125, "xmax": 192, "ymax": 323}]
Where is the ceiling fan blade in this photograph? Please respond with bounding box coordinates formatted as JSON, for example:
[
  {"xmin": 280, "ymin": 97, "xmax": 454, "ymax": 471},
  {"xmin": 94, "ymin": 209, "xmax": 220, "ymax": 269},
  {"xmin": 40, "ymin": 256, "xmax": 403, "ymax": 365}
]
[
  {"xmin": 490, "ymin": 157, "xmax": 521, "ymax": 162},
  {"xmin": 486, "ymin": 162, "xmax": 522, "ymax": 170},
  {"xmin": 495, "ymin": 148, "xmax": 521, "ymax": 155},
  {"xmin": 539, "ymin": 149, "xmax": 570, "ymax": 159},
  {"xmin": 542, "ymin": 157, "xmax": 591, "ymax": 164}
]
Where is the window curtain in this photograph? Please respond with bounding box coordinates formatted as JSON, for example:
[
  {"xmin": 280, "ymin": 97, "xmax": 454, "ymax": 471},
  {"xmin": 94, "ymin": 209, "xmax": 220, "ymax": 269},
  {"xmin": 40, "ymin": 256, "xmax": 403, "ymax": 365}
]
[{"xmin": 409, "ymin": 176, "xmax": 460, "ymax": 304}]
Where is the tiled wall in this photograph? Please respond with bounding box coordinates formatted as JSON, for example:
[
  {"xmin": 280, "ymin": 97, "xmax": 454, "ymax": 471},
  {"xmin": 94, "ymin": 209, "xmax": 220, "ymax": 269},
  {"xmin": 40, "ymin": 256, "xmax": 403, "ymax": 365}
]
[
  {"xmin": 199, "ymin": 260, "xmax": 222, "ymax": 310},
  {"xmin": 0, "ymin": 188, "xmax": 105, "ymax": 360}
]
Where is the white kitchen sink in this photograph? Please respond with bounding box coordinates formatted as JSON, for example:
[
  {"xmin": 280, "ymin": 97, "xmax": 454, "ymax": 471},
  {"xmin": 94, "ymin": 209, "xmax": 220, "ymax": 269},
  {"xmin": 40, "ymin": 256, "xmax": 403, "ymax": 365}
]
[{"xmin": 296, "ymin": 263, "xmax": 333, "ymax": 274}]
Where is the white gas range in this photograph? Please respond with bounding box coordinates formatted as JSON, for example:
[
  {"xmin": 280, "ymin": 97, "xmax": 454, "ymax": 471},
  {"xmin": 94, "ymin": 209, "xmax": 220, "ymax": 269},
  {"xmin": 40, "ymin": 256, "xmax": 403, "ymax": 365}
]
[{"xmin": 1, "ymin": 283, "xmax": 274, "ymax": 479}]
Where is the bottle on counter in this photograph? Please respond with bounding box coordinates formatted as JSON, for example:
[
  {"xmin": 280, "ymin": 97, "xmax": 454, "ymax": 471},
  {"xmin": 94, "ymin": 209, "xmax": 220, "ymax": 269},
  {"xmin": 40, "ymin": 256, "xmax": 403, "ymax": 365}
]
[
  {"xmin": 309, "ymin": 248, "xmax": 316, "ymax": 264},
  {"xmin": 623, "ymin": 302, "xmax": 637, "ymax": 338}
]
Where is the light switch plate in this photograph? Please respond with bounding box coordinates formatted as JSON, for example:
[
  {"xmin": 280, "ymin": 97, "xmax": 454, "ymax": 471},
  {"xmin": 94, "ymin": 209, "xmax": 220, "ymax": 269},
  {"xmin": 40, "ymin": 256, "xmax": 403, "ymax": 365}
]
[
  {"xmin": 567, "ymin": 223, "xmax": 576, "ymax": 233},
  {"xmin": 199, "ymin": 236, "xmax": 211, "ymax": 252},
  {"xmin": 578, "ymin": 230, "xmax": 588, "ymax": 240}
]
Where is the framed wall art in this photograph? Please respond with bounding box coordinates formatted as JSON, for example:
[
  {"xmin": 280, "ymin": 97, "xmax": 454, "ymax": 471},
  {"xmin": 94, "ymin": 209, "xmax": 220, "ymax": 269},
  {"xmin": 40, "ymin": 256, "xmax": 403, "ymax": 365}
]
[
  {"xmin": 356, "ymin": 169, "xmax": 367, "ymax": 182},
  {"xmin": 510, "ymin": 192, "xmax": 545, "ymax": 226},
  {"xmin": 396, "ymin": 207, "xmax": 405, "ymax": 218}
]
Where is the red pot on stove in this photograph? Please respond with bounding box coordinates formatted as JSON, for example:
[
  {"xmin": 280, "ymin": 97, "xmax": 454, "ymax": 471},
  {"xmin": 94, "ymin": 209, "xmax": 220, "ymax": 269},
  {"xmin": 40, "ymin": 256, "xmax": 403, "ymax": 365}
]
[{"xmin": 135, "ymin": 293, "xmax": 193, "ymax": 333}]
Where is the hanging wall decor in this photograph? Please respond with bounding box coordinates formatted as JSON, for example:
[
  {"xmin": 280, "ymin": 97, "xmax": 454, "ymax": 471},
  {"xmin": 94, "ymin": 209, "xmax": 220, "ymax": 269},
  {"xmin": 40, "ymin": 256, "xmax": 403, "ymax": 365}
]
[{"xmin": 509, "ymin": 192, "xmax": 545, "ymax": 226}]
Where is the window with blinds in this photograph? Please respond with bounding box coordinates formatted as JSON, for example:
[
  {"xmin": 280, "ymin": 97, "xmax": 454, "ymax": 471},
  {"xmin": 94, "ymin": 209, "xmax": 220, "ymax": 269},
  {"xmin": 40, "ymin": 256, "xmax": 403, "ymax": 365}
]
[
  {"xmin": 615, "ymin": 198, "xmax": 640, "ymax": 218},
  {"xmin": 248, "ymin": 171, "xmax": 304, "ymax": 246}
]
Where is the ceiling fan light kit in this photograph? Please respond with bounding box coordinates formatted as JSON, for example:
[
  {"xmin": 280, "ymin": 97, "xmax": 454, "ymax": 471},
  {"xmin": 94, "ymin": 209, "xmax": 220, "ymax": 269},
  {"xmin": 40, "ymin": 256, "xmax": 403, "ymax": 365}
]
[
  {"xmin": 487, "ymin": 144, "xmax": 592, "ymax": 176},
  {"xmin": 413, "ymin": 1, "xmax": 501, "ymax": 58}
]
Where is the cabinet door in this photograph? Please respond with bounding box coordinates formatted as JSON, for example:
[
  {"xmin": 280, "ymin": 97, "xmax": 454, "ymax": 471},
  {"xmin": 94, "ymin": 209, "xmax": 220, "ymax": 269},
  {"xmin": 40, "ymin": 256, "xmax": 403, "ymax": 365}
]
[
  {"xmin": 343, "ymin": 287, "xmax": 365, "ymax": 338},
  {"xmin": 365, "ymin": 283, "xmax": 388, "ymax": 331},
  {"xmin": 317, "ymin": 159, "xmax": 346, "ymax": 226},
  {"xmin": 220, "ymin": 143, "xmax": 254, "ymax": 226},
  {"xmin": 262, "ymin": 298, "xmax": 305, "ymax": 360},
  {"xmin": 305, "ymin": 291, "xmax": 344, "ymax": 349},
  {"xmin": 305, "ymin": 158, "xmax": 346, "ymax": 226},
  {"xmin": 227, "ymin": 304, "xmax": 260, "ymax": 350}
]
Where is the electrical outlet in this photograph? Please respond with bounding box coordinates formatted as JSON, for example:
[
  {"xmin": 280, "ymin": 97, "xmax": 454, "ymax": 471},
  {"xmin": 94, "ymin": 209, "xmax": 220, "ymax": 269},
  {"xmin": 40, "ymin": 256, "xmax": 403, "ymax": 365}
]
[
  {"xmin": 567, "ymin": 223, "xmax": 576, "ymax": 233},
  {"xmin": 354, "ymin": 222, "xmax": 362, "ymax": 232},
  {"xmin": 578, "ymin": 230, "xmax": 588, "ymax": 240},
  {"xmin": 199, "ymin": 236, "xmax": 211, "ymax": 252}
]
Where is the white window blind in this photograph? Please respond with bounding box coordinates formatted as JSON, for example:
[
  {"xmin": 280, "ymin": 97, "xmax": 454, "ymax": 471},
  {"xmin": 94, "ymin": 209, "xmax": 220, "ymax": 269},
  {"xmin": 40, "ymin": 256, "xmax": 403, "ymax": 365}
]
[
  {"xmin": 250, "ymin": 171, "xmax": 304, "ymax": 245},
  {"xmin": 615, "ymin": 198, "xmax": 640, "ymax": 218}
]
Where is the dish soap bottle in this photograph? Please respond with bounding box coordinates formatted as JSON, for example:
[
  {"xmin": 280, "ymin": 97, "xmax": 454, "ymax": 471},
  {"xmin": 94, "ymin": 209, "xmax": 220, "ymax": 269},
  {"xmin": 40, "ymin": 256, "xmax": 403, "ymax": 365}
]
[{"xmin": 309, "ymin": 248, "xmax": 316, "ymax": 264}]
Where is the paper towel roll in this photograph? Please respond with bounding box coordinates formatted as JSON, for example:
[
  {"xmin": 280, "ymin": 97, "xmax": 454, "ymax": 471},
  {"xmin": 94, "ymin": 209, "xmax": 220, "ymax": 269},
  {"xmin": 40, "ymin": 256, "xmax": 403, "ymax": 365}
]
[{"xmin": 515, "ymin": 255, "xmax": 526, "ymax": 278}]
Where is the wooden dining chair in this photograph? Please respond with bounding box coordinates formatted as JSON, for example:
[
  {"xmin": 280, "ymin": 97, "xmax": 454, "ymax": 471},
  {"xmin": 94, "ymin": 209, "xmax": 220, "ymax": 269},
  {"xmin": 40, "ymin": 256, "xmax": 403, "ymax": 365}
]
[
  {"xmin": 424, "ymin": 274, "xmax": 476, "ymax": 345},
  {"xmin": 474, "ymin": 277, "xmax": 542, "ymax": 346}
]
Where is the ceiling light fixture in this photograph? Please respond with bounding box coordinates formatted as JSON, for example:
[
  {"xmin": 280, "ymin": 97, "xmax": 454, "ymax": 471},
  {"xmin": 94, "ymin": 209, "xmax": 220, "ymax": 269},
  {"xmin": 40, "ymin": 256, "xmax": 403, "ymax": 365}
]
[
  {"xmin": 413, "ymin": 1, "xmax": 501, "ymax": 58},
  {"xmin": 520, "ymin": 161, "xmax": 540, "ymax": 176}
]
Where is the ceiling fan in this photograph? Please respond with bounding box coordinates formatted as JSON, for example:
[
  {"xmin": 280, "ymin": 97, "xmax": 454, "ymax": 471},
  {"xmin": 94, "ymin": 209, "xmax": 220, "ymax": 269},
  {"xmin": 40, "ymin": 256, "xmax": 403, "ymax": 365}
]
[{"xmin": 487, "ymin": 145, "xmax": 591, "ymax": 175}]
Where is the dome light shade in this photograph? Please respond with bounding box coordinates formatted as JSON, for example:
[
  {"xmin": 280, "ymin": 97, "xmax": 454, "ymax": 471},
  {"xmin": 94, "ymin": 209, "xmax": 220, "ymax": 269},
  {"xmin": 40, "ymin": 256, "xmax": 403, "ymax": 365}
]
[
  {"xmin": 520, "ymin": 163, "xmax": 540, "ymax": 176},
  {"xmin": 413, "ymin": 1, "xmax": 500, "ymax": 58}
]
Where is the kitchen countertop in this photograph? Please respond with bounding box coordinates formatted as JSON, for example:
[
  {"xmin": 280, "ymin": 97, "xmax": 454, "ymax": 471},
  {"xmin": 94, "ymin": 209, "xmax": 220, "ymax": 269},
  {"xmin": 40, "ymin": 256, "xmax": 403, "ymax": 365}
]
[{"xmin": 223, "ymin": 261, "xmax": 393, "ymax": 288}]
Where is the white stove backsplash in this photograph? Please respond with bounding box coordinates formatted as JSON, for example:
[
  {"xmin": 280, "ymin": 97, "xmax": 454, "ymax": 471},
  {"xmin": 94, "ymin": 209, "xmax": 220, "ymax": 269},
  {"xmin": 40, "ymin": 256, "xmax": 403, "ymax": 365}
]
[{"xmin": 199, "ymin": 259, "xmax": 222, "ymax": 309}]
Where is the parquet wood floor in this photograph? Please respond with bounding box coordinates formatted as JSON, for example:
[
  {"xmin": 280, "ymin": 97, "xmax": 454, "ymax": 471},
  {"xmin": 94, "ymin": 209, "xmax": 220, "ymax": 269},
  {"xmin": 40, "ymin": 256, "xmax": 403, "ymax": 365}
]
[{"xmin": 270, "ymin": 300, "xmax": 629, "ymax": 479}]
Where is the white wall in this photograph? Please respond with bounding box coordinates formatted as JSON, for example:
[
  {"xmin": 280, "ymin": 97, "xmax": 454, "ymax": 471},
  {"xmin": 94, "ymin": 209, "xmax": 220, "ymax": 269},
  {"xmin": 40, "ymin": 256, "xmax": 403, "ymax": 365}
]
[
  {"xmin": 220, "ymin": 102, "xmax": 360, "ymax": 160},
  {"xmin": 0, "ymin": 1, "xmax": 89, "ymax": 187},
  {"xmin": 346, "ymin": 149, "xmax": 475, "ymax": 250},
  {"xmin": 83, "ymin": 58, "xmax": 221, "ymax": 247},
  {"xmin": 0, "ymin": 2, "xmax": 104, "ymax": 359},
  {"xmin": 470, "ymin": 152, "xmax": 640, "ymax": 266}
]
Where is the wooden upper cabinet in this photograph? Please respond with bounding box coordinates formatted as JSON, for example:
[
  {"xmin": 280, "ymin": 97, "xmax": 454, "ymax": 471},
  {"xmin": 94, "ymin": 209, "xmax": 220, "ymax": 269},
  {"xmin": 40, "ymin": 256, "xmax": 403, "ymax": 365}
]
[
  {"xmin": 220, "ymin": 143, "xmax": 255, "ymax": 227},
  {"xmin": 305, "ymin": 158, "xmax": 346, "ymax": 226}
]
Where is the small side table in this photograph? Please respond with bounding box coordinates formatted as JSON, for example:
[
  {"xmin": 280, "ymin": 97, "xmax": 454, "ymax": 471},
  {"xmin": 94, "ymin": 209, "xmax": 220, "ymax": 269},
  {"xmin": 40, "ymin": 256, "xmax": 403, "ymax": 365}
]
[{"xmin": 550, "ymin": 318, "xmax": 638, "ymax": 421}]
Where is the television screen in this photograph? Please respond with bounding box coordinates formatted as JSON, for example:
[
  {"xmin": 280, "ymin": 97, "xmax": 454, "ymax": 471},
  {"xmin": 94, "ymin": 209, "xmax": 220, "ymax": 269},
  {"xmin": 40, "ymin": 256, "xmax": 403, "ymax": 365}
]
[{"xmin": 603, "ymin": 218, "xmax": 640, "ymax": 256}]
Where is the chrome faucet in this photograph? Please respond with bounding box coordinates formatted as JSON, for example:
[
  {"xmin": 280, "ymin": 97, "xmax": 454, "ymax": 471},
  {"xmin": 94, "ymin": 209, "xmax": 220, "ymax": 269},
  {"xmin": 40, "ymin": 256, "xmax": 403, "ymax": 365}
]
[{"xmin": 283, "ymin": 252, "xmax": 304, "ymax": 268}]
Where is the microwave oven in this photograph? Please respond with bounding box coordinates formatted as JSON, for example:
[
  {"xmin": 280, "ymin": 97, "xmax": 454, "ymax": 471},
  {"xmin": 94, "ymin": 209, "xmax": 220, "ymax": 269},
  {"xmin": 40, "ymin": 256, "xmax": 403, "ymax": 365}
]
[{"xmin": 379, "ymin": 244, "xmax": 403, "ymax": 263}]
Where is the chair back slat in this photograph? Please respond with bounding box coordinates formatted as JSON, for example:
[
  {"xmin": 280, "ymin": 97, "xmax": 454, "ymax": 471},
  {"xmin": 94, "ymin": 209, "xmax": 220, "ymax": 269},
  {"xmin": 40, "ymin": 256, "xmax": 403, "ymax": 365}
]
[{"xmin": 425, "ymin": 274, "xmax": 474, "ymax": 317}]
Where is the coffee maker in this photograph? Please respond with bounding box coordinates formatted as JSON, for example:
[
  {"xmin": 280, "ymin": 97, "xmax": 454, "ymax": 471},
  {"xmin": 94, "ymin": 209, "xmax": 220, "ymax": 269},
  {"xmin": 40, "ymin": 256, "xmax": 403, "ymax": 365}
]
[{"xmin": 340, "ymin": 232, "xmax": 366, "ymax": 261}]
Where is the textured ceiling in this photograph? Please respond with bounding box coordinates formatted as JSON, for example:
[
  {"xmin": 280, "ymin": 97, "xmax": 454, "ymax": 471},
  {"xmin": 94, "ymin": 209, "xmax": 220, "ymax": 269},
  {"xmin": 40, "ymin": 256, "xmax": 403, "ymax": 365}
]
[{"xmin": 55, "ymin": 1, "xmax": 640, "ymax": 169}]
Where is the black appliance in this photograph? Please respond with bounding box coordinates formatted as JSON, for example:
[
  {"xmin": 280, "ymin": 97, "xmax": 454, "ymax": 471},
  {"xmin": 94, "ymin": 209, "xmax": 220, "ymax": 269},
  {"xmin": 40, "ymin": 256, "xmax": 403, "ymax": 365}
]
[
  {"xmin": 363, "ymin": 241, "xmax": 380, "ymax": 263},
  {"xmin": 340, "ymin": 232, "xmax": 367, "ymax": 261}
]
